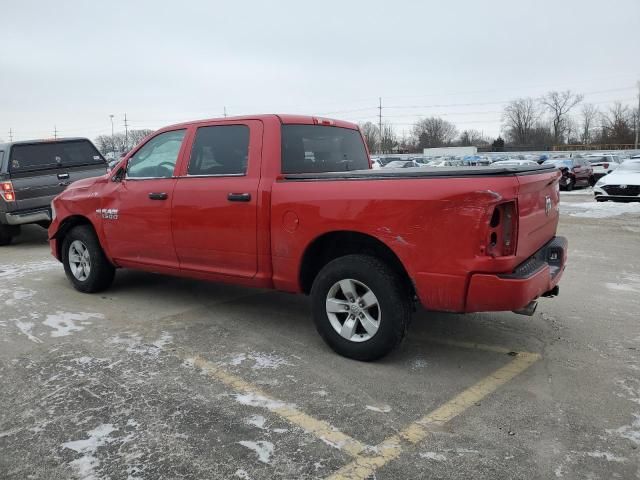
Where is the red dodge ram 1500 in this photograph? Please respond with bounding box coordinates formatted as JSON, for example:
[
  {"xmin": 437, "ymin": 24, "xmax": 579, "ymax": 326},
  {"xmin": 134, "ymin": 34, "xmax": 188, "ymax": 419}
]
[{"xmin": 49, "ymin": 114, "xmax": 567, "ymax": 360}]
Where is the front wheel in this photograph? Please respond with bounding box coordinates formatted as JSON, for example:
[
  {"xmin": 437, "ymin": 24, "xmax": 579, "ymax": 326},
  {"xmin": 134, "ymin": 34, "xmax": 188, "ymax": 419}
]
[
  {"xmin": 62, "ymin": 225, "xmax": 115, "ymax": 293},
  {"xmin": 0, "ymin": 224, "xmax": 20, "ymax": 246},
  {"xmin": 310, "ymin": 254, "xmax": 411, "ymax": 361}
]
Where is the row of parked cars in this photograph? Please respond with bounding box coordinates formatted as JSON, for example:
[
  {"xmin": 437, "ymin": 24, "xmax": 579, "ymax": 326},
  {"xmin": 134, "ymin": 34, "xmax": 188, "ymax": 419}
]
[{"xmin": 371, "ymin": 153, "xmax": 640, "ymax": 199}]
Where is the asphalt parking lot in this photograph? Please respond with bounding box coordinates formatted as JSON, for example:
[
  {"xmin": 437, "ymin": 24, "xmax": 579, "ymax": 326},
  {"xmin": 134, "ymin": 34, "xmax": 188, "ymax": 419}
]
[{"xmin": 1, "ymin": 193, "xmax": 639, "ymax": 480}]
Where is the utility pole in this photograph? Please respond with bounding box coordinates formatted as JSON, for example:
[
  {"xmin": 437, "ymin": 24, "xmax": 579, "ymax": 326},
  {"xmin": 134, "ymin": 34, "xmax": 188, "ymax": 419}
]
[
  {"xmin": 224, "ymin": 106, "xmax": 227, "ymax": 118},
  {"xmin": 8, "ymin": 128, "xmax": 13, "ymax": 142},
  {"xmin": 123, "ymin": 113, "xmax": 129, "ymax": 151},
  {"xmin": 635, "ymin": 81, "xmax": 640, "ymax": 150},
  {"xmin": 378, "ymin": 97, "xmax": 382, "ymax": 154},
  {"xmin": 109, "ymin": 114, "xmax": 115, "ymax": 159},
  {"xmin": 53, "ymin": 126, "xmax": 58, "ymax": 139}
]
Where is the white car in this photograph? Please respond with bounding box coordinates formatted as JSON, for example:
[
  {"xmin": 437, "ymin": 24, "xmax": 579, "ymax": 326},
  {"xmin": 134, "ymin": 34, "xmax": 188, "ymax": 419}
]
[
  {"xmin": 490, "ymin": 160, "xmax": 539, "ymax": 167},
  {"xmin": 594, "ymin": 160, "xmax": 640, "ymax": 201},
  {"xmin": 585, "ymin": 154, "xmax": 622, "ymax": 180}
]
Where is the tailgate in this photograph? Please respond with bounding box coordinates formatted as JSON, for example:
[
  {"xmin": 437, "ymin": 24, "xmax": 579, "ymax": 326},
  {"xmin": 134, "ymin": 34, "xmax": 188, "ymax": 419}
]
[{"xmin": 516, "ymin": 169, "xmax": 561, "ymax": 259}]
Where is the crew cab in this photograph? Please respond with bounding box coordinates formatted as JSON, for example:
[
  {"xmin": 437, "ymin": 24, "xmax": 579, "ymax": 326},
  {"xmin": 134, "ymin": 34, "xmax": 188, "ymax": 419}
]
[{"xmin": 49, "ymin": 115, "xmax": 567, "ymax": 360}]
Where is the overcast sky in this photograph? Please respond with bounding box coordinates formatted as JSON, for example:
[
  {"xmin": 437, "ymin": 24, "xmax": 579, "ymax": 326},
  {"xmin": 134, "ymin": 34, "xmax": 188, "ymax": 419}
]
[{"xmin": 1, "ymin": 0, "xmax": 638, "ymax": 142}]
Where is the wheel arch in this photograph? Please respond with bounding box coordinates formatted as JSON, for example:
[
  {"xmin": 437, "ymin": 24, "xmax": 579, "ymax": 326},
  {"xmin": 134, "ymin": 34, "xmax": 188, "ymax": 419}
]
[
  {"xmin": 53, "ymin": 215, "xmax": 99, "ymax": 260},
  {"xmin": 299, "ymin": 230, "xmax": 414, "ymax": 297}
]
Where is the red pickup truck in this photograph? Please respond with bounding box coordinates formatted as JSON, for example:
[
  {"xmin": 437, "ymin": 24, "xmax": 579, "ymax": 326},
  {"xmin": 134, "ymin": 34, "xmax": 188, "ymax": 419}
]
[{"xmin": 49, "ymin": 114, "xmax": 567, "ymax": 360}]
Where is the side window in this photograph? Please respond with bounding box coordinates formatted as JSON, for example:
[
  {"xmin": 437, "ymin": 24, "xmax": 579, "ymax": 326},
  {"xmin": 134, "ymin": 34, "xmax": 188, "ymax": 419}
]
[
  {"xmin": 187, "ymin": 125, "xmax": 249, "ymax": 176},
  {"xmin": 127, "ymin": 129, "xmax": 186, "ymax": 179}
]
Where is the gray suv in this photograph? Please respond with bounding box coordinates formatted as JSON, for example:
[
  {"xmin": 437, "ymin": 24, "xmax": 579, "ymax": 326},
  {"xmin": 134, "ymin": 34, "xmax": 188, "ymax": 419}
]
[{"xmin": 0, "ymin": 138, "xmax": 107, "ymax": 245}]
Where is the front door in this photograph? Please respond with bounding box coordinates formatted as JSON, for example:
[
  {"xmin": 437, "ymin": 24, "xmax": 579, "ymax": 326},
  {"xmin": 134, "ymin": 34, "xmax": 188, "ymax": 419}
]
[
  {"xmin": 171, "ymin": 122, "xmax": 261, "ymax": 278},
  {"xmin": 101, "ymin": 129, "xmax": 187, "ymax": 269}
]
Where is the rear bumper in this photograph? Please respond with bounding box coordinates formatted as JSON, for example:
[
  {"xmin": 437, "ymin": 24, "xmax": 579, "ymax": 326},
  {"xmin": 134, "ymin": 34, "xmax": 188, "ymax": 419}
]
[
  {"xmin": 465, "ymin": 236, "xmax": 568, "ymax": 312},
  {"xmin": 1, "ymin": 207, "xmax": 52, "ymax": 226}
]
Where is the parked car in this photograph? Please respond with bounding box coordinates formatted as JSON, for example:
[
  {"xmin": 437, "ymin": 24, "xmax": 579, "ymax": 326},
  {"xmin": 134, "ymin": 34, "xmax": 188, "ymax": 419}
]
[
  {"xmin": 383, "ymin": 160, "xmax": 421, "ymax": 168},
  {"xmin": 584, "ymin": 154, "xmax": 622, "ymax": 180},
  {"xmin": 542, "ymin": 158, "xmax": 594, "ymax": 190},
  {"xmin": 594, "ymin": 159, "xmax": 640, "ymax": 202},
  {"xmin": 49, "ymin": 114, "xmax": 566, "ymax": 361},
  {"xmin": 0, "ymin": 138, "xmax": 107, "ymax": 245},
  {"xmin": 490, "ymin": 160, "xmax": 539, "ymax": 167}
]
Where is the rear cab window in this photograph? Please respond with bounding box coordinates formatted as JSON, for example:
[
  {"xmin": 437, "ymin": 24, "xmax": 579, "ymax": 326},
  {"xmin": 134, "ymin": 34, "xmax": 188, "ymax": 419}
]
[
  {"xmin": 281, "ymin": 125, "xmax": 369, "ymax": 174},
  {"xmin": 188, "ymin": 125, "xmax": 249, "ymax": 176},
  {"xmin": 9, "ymin": 140, "xmax": 105, "ymax": 173}
]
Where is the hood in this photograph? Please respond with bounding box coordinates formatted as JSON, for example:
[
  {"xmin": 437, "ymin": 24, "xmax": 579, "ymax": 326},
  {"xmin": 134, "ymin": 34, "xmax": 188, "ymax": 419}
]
[{"xmin": 599, "ymin": 171, "xmax": 640, "ymax": 185}]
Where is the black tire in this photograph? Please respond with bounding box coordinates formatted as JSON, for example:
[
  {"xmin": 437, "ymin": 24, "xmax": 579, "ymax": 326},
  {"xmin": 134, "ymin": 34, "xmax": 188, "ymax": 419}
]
[
  {"xmin": 0, "ymin": 224, "xmax": 20, "ymax": 246},
  {"xmin": 310, "ymin": 254, "xmax": 411, "ymax": 361},
  {"xmin": 62, "ymin": 225, "xmax": 115, "ymax": 293}
]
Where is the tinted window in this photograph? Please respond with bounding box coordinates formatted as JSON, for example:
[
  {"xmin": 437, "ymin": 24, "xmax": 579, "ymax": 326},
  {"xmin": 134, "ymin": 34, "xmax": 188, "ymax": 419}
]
[
  {"xmin": 9, "ymin": 140, "xmax": 104, "ymax": 172},
  {"xmin": 281, "ymin": 125, "xmax": 369, "ymax": 174},
  {"xmin": 127, "ymin": 130, "xmax": 185, "ymax": 179},
  {"xmin": 188, "ymin": 125, "xmax": 249, "ymax": 176}
]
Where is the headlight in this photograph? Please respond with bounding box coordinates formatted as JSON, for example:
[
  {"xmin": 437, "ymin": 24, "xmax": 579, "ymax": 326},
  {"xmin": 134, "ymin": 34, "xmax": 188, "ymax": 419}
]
[{"xmin": 595, "ymin": 179, "xmax": 605, "ymax": 187}]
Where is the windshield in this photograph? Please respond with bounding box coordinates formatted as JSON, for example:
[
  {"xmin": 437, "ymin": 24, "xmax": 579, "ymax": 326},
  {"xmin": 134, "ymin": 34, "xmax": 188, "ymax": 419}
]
[
  {"xmin": 617, "ymin": 161, "xmax": 640, "ymax": 172},
  {"xmin": 9, "ymin": 140, "xmax": 105, "ymax": 172},
  {"xmin": 543, "ymin": 159, "xmax": 572, "ymax": 168},
  {"xmin": 281, "ymin": 125, "xmax": 369, "ymax": 174},
  {"xmin": 588, "ymin": 157, "xmax": 607, "ymax": 163}
]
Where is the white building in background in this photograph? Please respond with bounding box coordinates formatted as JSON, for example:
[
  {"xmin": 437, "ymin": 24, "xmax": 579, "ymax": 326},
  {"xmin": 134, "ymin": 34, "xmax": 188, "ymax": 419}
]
[{"xmin": 423, "ymin": 146, "xmax": 477, "ymax": 157}]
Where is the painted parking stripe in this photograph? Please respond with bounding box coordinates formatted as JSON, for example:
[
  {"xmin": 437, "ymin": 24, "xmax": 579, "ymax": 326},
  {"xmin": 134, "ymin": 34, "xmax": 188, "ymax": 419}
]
[
  {"xmin": 188, "ymin": 354, "xmax": 367, "ymax": 457},
  {"xmin": 326, "ymin": 351, "xmax": 541, "ymax": 480}
]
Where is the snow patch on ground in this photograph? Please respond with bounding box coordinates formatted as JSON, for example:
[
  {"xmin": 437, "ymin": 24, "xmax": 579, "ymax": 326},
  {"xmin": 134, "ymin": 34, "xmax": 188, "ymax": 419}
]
[
  {"xmin": 238, "ymin": 440, "xmax": 274, "ymax": 464},
  {"xmin": 62, "ymin": 424, "xmax": 117, "ymax": 479},
  {"xmin": 227, "ymin": 352, "xmax": 292, "ymax": 370},
  {"xmin": 0, "ymin": 287, "xmax": 36, "ymax": 306},
  {"xmin": 420, "ymin": 451, "xmax": 447, "ymax": 461},
  {"xmin": 245, "ymin": 415, "xmax": 266, "ymax": 429},
  {"xmin": 606, "ymin": 273, "xmax": 640, "ymax": 294},
  {"xmin": 607, "ymin": 414, "xmax": 640, "ymax": 445},
  {"xmin": 43, "ymin": 311, "xmax": 104, "ymax": 337},
  {"xmin": 0, "ymin": 259, "xmax": 59, "ymax": 279},
  {"xmin": 560, "ymin": 201, "xmax": 640, "ymax": 218},
  {"xmin": 235, "ymin": 469, "xmax": 251, "ymax": 479},
  {"xmin": 560, "ymin": 187, "xmax": 594, "ymax": 196},
  {"xmin": 365, "ymin": 404, "xmax": 392, "ymax": 413},
  {"xmin": 13, "ymin": 318, "xmax": 42, "ymax": 343},
  {"xmin": 233, "ymin": 392, "xmax": 292, "ymax": 411},
  {"xmin": 108, "ymin": 332, "xmax": 173, "ymax": 356}
]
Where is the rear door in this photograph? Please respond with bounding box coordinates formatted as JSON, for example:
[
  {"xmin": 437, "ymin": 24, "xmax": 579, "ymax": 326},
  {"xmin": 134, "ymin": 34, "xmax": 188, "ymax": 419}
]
[
  {"xmin": 171, "ymin": 121, "xmax": 262, "ymax": 278},
  {"xmin": 8, "ymin": 140, "xmax": 106, "ymax": 211}
]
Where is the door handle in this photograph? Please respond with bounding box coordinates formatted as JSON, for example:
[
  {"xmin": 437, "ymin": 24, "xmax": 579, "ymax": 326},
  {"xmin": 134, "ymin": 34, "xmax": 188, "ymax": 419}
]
[
  {"xmin": 227, "ymin": 193, "xmax": 251, "ymax": 202},
  {"xmin": 58, "ymin": 181, "xmax": 71, "ymax": 187},
  {"xmin": 57, "ymin": 173, "xmax": 70, "ymax": 180},
  {"xmin": 148, "ymin": 192, "xmax": 168, "ymax": 200}
]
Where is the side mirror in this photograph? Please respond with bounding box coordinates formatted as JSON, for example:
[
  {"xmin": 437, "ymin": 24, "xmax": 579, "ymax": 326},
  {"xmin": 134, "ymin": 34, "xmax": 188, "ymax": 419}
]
[{"xmin": 111, "ymin": 165, "xmax": 126, "ymax": 182}]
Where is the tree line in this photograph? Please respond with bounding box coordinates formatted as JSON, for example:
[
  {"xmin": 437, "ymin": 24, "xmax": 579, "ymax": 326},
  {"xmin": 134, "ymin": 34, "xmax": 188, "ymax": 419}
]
[
  {"xmin": 360, "ymin": 90, "xmax": 639, "ymax": 153},
  {"xmin": 94, "ymin": 129, "xmax": 154, "ymax": 156}
]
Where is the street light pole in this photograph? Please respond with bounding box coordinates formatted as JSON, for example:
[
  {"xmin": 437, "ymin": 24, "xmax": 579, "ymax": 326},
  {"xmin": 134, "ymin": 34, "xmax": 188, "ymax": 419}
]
[{"xmin": 109, "ymin": 114, "xmax": 115, "ymax": 159}]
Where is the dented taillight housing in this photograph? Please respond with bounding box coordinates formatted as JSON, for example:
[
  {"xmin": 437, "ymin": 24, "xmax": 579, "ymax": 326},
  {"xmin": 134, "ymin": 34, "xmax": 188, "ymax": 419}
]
[
  {"xmin": 485, "ymin": 201, "xmax": 518, "ymax": 257},
  {"xmin": 0, "ymin": 181, "xmax": 15, "ymax": 202}
]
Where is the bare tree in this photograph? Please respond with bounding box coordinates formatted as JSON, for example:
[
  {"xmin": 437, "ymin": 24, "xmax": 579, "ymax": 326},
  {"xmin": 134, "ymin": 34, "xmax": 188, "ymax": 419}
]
[
  {"xmin": 541, "ymin": 90, "xmax": 584, "ymax": 143},
  {"xmin": 379, "ymin": 123, "xmax": 398, "ymax": 153},
  {"xmin": 412, "ymin": 117, "xmax": 458, "ymax": 150},
  {"xmin": 502, "ymin": 98, "xmax": 540, "ymax": 145},
  {"xmin": 127, "ymin": 129, "xmax": 154, "ymax": 149},
  {"xmin": 600, "ymin": 102, "xmax": 634, "ymax": 144},
  {"xmin": 458, "ymin": 129, "xmax": 488, "ymax": 146},
  {"xmin": 580, "ymin": 104, "xmax": 599, "ymax": 144},
  {"xmin": 358, "ymin": 122, "xmax": 379, "ymax": 153}
]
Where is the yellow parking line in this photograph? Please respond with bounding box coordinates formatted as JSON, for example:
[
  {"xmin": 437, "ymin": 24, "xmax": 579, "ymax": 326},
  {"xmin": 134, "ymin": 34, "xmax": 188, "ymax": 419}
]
[
  {"xmin": 326, "ymin": 351, "xmax": 541, "ymax": 480},
  {"xmin": 188, "ymin": 354, "xmax": 367, "ymax": 457}
]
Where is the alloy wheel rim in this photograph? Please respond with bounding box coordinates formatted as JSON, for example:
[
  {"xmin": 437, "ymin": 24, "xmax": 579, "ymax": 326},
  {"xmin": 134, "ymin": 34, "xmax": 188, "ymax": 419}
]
[
  {"xmin": 326, "ymin": 278, "xmax": 381, "ymax": 342},
  {"xmin": 68, "ymin": 240, "xmax": 91, "ymax": 281}
]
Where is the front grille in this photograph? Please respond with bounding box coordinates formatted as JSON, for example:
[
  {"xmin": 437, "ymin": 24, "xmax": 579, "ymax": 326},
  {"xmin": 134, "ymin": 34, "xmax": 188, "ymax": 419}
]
[{"xmin": 603, "ymin": 185, "xmax": 640, "ymax": 196}]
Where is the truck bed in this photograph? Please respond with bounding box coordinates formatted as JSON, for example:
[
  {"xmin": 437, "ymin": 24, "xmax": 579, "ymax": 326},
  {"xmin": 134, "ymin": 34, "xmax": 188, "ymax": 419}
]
[{"xmin": 282, "ymin": 165, "xmax": 556, "ymax": 181}]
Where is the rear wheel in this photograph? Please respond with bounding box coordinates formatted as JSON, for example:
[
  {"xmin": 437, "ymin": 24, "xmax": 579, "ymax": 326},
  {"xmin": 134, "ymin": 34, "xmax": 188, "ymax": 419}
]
[
  {"xmin": 62, "ymin": 225, "xmax": 115, "ymax": 292},
  {"xmin": 310, "ymin": 254, "xmax": 411, "ymax": 361}
]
